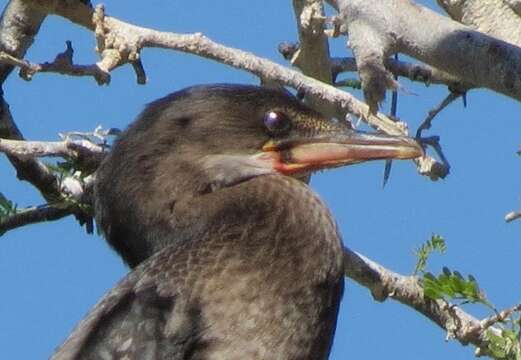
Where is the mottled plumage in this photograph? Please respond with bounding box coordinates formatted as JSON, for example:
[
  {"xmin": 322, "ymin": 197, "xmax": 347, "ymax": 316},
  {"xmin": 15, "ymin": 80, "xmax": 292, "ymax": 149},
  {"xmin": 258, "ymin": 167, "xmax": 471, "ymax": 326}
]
[{"xmin": 52, "ymin": 84, "xmax": 422, "ymax": 359}]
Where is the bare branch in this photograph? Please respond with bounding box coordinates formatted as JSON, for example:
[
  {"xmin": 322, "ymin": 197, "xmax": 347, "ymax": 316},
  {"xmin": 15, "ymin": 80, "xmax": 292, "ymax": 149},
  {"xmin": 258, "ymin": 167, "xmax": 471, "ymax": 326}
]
[
  {"xmin": 92, "ymin": 5, "xmax": 145, "ymax": 85},
  {"xmin": 5, "ymin": 41, "xmax": 111, "ymax": 85},
  {"xmin": 0, "ymin": 101, "xmax": 102, "ymax": 217},
  {"xmin": 0, "ymin": 2, "xmax": 65, "ymax": 203},
  {"xmin": 438, "ymin": 0, "xmax": 521, "ymax": 48},
  {"xmin": 291, "ymin": 0, "xmax": 337, "ymax": 118},
  {"xmin": 0, "ymin": 138, "xmax": 103, "ymax": 159},
  {"xmin": 415, "ymin": 155, "xmax": 449, "ymax": 181},
  {"xmin": 505, "ymin": 210, "xmax": 521, "ymax": 223},
  {"xmin": 0, "ymin": 204, "xmax": 73, "ymax": 235},
  {"xmin": 0, "ymin": 0, "xmax": 47, "ymax": 83},
  {"xmin": 331, "ymin": 57, "xmax": 469, "ymax": 89},
  {"xmin": 8, "ymin": 1, "xmax": 440, "ymax": 179},
  {"xmin": 0, "ymin": 97, "xmax": 62, "ymax": 202},
  {"xmin": 334, "ymin": 0, "xmax": 521, "ymax": 109},
  {"xmin": 43, "ymin": 4, "xmax": 399, "ymax": 135}
]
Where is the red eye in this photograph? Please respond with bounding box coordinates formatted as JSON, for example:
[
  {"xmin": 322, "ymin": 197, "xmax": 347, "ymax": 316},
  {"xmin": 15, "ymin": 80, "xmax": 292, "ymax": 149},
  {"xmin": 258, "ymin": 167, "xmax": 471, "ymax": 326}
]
[{"xmin": 263, "ymin": 111, "xmax": 292, "ymax": 135}]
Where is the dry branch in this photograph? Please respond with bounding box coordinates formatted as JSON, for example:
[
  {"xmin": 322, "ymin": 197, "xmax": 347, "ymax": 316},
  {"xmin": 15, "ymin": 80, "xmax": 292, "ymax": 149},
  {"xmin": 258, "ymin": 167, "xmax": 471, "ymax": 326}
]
[
  {"xmin": 0, "ymin": 97, "xmax": 62, "ymax": 202},
  {"xmin": 0, "ymin": 138, "xmax": 104, "ymax": 159},
  {"xmin": 505, "ymin": 210, "xmax": 521, "ymax": 223},
  {"xmin": 0, "ymin": 174, "xmax": 95, "ymax": 236},
  {"xmin": 333, "ymin": 0, "xmax": 521, "ymax": 109},
  {"xmin": 0, "ymin": 0, "xmax": 47, "ymax": 83},
  {"xmin": 0, "ymin": 204, "xmax": 73, "ymax": 235},
  {"xmin": 291, "ymin": 0, "xmax": 337, "ymax": 119},
  {"xmin": 330, "ymin": 57, "xmax": 468, "ymax": 89},
  {"xmin": 0, "ymin": 41, "xmax": 111, "ymax": 85}
]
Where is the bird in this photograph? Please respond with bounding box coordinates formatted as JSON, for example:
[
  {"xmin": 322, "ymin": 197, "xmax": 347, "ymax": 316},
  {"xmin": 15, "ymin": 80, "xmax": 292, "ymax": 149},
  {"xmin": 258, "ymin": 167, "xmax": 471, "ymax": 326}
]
[{"xmin": 52, "ymin": 84, "xmax": 422, "ymax": 360}]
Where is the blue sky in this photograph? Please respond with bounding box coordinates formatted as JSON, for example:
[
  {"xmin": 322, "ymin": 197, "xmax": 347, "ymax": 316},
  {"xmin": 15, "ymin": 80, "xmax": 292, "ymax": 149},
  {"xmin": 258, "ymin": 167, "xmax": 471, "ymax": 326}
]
[{"xmin": 1, "ymin": 1, "xmax": 520, "ymax": 359}]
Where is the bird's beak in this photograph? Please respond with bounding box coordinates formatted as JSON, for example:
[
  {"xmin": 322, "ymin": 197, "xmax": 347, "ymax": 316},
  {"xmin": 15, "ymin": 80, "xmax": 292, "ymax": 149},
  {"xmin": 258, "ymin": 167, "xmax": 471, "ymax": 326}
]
[{"xmin": 260, "ymin": 129, "xmax": 423, "ymax": 175}]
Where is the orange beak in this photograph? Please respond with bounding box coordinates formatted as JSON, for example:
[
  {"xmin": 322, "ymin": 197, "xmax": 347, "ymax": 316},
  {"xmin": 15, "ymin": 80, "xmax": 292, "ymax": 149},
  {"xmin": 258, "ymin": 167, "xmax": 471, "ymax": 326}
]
[{"xmin": 261, "ymin": 130, "xmax": 423, "ymax": 175}]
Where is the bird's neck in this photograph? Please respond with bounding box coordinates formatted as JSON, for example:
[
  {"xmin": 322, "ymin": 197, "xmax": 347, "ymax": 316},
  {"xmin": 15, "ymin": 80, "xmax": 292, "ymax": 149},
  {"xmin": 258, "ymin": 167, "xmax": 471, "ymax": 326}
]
[
  {"xmin": 107, "ymin": 173, "xmax": 344, "ymax": 274},
  {"xmin": 190, "ymin": 175, "xmax": 343, "ymax": 273}
]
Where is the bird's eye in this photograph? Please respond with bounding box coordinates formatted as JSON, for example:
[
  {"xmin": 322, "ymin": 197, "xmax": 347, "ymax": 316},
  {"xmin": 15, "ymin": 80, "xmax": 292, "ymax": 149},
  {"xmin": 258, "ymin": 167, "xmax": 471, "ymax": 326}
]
[{"xmin": 263, "ymin": 111, "xmax": 291, "ymax": 135}]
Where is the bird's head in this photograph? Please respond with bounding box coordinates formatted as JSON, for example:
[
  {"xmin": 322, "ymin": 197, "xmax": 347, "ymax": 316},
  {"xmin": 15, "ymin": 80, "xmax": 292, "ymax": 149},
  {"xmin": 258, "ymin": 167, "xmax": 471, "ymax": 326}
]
[
  {"xmin": 104, "ymin": 84, "xmax": 422, "ymax": 190},
  {"xmin": 95, "ymin": 84, "xmax": 423, "ymax": 266}
]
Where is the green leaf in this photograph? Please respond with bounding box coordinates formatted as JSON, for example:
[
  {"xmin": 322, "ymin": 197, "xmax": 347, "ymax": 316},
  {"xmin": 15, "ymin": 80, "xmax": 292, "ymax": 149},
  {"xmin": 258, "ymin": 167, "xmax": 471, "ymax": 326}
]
[
  {"xmin": 485, "ymin": 328, "xmax": 521, "ymax": 360},
  {"xmin": 423, "ymin": 287, "xmax": 443, "ymax": 300},
  {"xmin": 413, "ymin": 234, "xmax": 446, "ymax": 275},
  {"xmin": 0, "ymin": 192, "xmax": 18, "ymax": 218},
  {"xmin": 421, "ymin": 267, "xmax": 492, "ymax": 307}
]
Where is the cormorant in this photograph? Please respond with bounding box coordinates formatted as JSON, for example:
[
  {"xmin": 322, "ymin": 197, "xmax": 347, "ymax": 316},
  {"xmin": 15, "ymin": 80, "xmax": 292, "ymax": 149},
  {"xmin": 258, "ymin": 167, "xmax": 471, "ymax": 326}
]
[{"xmin": 52, "ymin": 84, "xmax": 422, "ymax": 359}]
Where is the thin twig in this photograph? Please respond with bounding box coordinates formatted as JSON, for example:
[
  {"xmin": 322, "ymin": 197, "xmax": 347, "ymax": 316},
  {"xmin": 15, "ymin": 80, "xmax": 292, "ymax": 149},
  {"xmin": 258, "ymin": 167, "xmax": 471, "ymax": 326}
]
[
  {"xmin": 418, "ymin": 136, "xmax": 451, "ymax": 178},
  {"xmin": 0, "ymin": 41, "xmax": 111, "ymax": 85},
  {"xmin": 505, "ymin": 210, "xmax": 521, "ymax": 222},
  {"xmin": 481, "ymin": 302, "xmax": 521, "ymax": 329},
  {"xmin": 416, "ymin": 91, "xmax": 462, "ymax": 138},
  {"xmin": 0, "ymin": 204, "xmax": 73, "ymax": 235},
  {"xmin": 383, "ymin": 54, "xmax": 400, "ymax": 187}
]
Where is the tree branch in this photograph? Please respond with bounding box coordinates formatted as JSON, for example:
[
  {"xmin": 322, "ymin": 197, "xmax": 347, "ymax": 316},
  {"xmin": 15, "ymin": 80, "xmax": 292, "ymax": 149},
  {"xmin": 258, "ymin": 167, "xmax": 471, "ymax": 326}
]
[
  {"xmin": 0, "ymin": 0, "xmax": 47, "ymax": 83},
  {"xmin": 416, "ymin": 91, "xmax": 463, "ymax": 139},
  {"xmin": 291, "ymin": 0, "xmax": 338, "ymax": 119},
  {"xmin": 0, "ymin": 173, "xmax": 95, "ymax": 237},
  {"xmin": 436, "ymin": 0, "xmax": 521, "ymax": 228},
  {"xmin": 0, "ymin": 1, "xmax": 64, "ymax": 203},
  {"xmin": 481, "ymin": 302, "xmax": 521, "ymax": 330},
  {"xmin": 343, "ymin": 247, "xmax": 510, "ymax": 352},
  {"xmin": 40, "ymin": 2, "xmax": 401, "ymax": 134},
  {"xmin": 330, "ymin": 57, "xmax": 469, "ymax": 90},
  {"xmin": 0, "ymin": 137, "xmax": 103, "ymax": 159},
  {"xmin": 334, "ymin": 0, "xmax": 521, "ymax": 110},
  {"xmin": 0, "ymin": 1, "xmax": 444, "ymax": 179},
  {"xmin": 0, "ymin": 97, "xmax": 62, "ymax": 202},
  {"xmin": 0, "ymin": 41, "xmax": 111, "ymax": 85},
  {"xmin": 0, "ymin": 204, "xmax": 73, "ymax": 235},
  {"xmin": 505, "ymin": 210, "xmax": 521, "ymax": 223},
  {"xmin": 438, "ymin": 0, "xmax": 521, "ymax": 48}
]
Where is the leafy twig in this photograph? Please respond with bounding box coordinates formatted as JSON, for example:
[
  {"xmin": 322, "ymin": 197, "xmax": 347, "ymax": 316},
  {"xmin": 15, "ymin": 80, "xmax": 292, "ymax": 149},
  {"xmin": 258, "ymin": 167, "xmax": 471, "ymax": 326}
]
[{"xmin": 414, "ymin": 234, "xmax": 446, "ymax": 275}]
